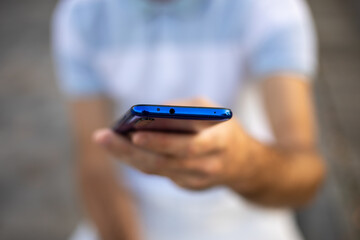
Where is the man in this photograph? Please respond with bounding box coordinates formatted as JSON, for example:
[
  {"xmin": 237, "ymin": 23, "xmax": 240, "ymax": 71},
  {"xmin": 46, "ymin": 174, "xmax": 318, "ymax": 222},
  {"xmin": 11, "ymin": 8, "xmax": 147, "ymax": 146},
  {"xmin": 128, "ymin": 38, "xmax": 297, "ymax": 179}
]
[{"xmin": 53, "ymin": 0, "xmax": 325, "ymax": 239}]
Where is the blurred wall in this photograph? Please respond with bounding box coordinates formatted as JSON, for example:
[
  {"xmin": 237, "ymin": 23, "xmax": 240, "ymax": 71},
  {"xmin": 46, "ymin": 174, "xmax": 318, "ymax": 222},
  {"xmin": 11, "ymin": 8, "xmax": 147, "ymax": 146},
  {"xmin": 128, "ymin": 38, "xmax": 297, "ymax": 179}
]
[
  {"xmin": 0, "ymin": 1, "xmax": 80, "ymax": 239},
  {"xmin": 0, "ymin": 0, "xmax": 359, "ymax": 239},
  {"xmin": 302, "ymin": 0, "xmax": 360, "ymax": 239}
]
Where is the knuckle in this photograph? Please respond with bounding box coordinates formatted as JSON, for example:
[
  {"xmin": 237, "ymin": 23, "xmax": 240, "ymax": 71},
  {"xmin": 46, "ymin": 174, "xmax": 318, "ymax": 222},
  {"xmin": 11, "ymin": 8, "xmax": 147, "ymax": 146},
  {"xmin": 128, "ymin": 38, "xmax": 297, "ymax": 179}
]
[
  {"xmin": 203, "ymin": 161, "xmax": 222, "ymax": 175},
  {"xmin": 181, "ymin": 159, "xmax": 196, "ymax": 170},
  {"xmin": 186, "ymin": 144, "xmax": 198, "ymax": 156}
]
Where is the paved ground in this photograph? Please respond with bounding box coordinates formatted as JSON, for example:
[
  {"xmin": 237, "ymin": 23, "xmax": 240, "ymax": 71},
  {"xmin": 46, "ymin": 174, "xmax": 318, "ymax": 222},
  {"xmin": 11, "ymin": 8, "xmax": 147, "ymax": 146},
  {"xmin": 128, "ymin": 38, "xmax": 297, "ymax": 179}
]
[{"xmin": 0, "ymin": 0, "xmax": 359, "ymax": 239}]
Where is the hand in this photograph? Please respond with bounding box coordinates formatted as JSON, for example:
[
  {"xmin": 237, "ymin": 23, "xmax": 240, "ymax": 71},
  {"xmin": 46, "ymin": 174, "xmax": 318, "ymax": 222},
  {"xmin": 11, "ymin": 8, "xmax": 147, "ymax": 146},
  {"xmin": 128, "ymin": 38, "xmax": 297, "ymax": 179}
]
[{"xmin": 94, "ymin": 98, "xmax": 251, "ymax": 191}]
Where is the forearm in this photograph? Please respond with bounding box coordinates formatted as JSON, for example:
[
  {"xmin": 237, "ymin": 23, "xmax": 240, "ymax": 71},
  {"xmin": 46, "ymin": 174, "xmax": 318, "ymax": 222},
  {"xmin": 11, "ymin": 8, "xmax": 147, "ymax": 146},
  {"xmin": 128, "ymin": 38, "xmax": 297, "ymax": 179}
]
[
  {"xmin": 69, "ymin": 97, "xmax": 140, "ymax": 240},
  {"xmin": 228, "ymin": 136, "xmax": 325, "ymax": 207},
  {"xmin": 78, "ymin": 152, "xmax": 140, "ymax": 240},
  {"xmin": 228, "ymin": 75, "xmax": 325, "ymax": 207}
]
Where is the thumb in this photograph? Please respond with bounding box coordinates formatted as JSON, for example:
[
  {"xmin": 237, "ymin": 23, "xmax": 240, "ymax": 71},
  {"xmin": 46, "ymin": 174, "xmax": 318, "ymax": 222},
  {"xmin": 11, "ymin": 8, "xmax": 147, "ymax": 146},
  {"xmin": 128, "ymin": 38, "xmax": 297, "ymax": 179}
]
[{"xmin": 93, "ymin": 128, "xmax": 115, "ymax": 147}]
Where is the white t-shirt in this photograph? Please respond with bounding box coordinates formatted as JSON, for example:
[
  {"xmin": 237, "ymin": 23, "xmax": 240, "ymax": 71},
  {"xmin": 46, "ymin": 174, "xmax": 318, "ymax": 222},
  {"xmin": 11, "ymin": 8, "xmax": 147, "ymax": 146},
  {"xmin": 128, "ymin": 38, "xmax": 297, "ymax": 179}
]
[{"xmin": 53, "ymin": 0, "xmax": 316, "ymax": 239}]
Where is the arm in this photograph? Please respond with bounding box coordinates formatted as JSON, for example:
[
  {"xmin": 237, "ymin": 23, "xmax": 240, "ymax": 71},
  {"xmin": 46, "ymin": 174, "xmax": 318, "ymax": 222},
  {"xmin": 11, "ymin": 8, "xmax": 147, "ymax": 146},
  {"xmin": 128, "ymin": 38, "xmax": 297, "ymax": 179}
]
[
  {"xmin": 69, "ymin": 97, "xmax": 140, "ymax": 240},
  {"xmin": 227, "ymin": 74, "xmax": 325, "ymax": 207}
]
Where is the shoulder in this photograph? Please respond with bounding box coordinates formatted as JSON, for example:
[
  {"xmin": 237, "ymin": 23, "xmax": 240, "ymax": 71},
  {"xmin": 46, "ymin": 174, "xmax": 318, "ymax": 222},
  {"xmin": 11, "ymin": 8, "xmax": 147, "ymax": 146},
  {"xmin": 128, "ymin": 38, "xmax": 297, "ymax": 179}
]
[
  {"xmin": 243, "ymin": 0, "xmax": 315, "ymax": 47},
  {"xmin": 249, "ymin": 0, "xmax": 312, "ymax": 25},
  {"xmin": 53, "ymin": 0, "xmax": 105, "ymax": 24},
  {"xmin": 53, "ymin": 0, "xmax": 108, "ymax": 47},
  {"xmin": 241, "ymin": 0, "xmax": 317, "ymax": 77},
  {"xmin": 207, "ymin": 0, "xmax": 312, "ymax": 38}
]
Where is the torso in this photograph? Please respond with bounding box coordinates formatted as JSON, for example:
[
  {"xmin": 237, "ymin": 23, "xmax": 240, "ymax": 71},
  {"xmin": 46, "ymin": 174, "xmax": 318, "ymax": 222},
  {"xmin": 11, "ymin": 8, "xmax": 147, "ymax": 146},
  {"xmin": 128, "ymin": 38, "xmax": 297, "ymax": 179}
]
[{"xmin": 66, "ymin": 0, "xmax": 306, "ymax": 239}]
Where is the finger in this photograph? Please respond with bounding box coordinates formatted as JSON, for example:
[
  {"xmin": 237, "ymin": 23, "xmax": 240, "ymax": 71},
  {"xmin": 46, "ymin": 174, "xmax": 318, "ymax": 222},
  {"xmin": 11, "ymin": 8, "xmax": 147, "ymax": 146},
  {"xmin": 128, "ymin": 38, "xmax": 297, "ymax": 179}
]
[
  {"xmin": 131, "ymin": 130, "xmax": 225, "ymax": 157},
  {"xmin": 164, "ymin": 97, "xmax": 218, "ymax": 107},
  {"xmin": 165, "ymin": 156, "xmax": 223, "ymax": 177},
  {"xmin": 93, "ymin": 129, "xmax": 165, "ymax": 174},
  {"xmin": 168, "ymin": 157, "xmax": 224, "ymax": 190},
  {"xmin": 93, "ymin": 129, "xmax": 132, "ymax": 156},
  {"xmin": 162, "ymin": 155, "xmax": 224, "ymax": 190},
  {"xmin": 170, "ymin": 172, "xmax": 213, "ymax": 190}
]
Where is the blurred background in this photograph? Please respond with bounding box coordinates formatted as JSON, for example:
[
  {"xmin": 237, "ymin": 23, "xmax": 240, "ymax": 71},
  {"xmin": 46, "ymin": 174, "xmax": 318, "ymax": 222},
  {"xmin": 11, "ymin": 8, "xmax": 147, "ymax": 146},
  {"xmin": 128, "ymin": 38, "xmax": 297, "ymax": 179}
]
[{"xmin": 0, "ymin": 0, "xmax": 359, "ymax": 239}]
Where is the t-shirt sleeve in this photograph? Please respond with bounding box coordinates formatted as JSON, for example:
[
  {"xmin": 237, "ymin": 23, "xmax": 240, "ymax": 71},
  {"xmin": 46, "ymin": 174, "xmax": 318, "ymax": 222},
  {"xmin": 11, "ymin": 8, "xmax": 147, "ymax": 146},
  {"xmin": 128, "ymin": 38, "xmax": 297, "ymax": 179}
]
[
  {"xmin": 245, "ymin": 0, "xmax": 317, "ymax": 80},
  {"xmin": 52, "ymin": 0, "xmax": 106, "ymax": 98}
]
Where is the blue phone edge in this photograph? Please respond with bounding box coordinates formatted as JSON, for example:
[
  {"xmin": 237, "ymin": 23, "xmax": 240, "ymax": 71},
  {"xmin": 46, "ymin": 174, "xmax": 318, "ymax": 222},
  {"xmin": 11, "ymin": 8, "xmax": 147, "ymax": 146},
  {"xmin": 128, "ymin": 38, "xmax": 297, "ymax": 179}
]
[
  {"xmin": 113, "ymin": 104, "xmax": 232, "ymax": 134},
  {"xmin": 131, "ymin": 104, "xmax": 232, "ymax": 120}
]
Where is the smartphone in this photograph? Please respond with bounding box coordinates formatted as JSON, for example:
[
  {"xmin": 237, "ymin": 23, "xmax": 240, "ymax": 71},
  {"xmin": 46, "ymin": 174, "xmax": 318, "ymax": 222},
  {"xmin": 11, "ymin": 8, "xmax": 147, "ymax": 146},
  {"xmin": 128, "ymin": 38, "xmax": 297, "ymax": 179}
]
[{"xmin": 112, "ymin": 104, "xmax": 232, "ymax": 135}]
